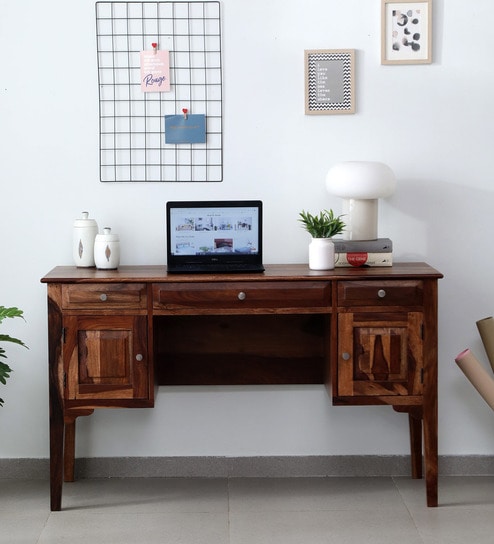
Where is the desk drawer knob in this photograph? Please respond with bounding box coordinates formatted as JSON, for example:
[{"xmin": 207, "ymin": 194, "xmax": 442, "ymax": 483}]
[
  {"xmin": 135, "ymin": 354, "xmax": 143, "ymax": 362},
  {"xmin": 100, "ymin": 293, "xmax": 108, "ymax": 302},
  {"xmin": 238, "ymin": 291, "xmax": 246, "ymax": 301},
  {"xmin": 377, "ymin": 289, "xmax": 386, "ymax": 298},
  {"xmin": 342, "ymin": 352, "xmax": 351, "ymax": 361}
]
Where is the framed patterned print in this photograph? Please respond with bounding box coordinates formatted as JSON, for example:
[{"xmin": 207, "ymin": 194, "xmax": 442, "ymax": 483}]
[{"xmin": 305, "ymin": 49, "xmax": 355, "ymax": 115}]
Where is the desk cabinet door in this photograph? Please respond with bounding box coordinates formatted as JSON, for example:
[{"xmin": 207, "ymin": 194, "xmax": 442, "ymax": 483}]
[
  {"xmin": 337, "ymin": 312, "xmax": 423, "ymax": 398},
  {"xmin": 64, "ymin": 315, "xmax": 148, "ymax": 401}
]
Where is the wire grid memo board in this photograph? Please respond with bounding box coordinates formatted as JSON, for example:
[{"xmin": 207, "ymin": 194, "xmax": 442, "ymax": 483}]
[{"xmin": 96, "ymin": 1, "xmax": 223, "ymax": 182}]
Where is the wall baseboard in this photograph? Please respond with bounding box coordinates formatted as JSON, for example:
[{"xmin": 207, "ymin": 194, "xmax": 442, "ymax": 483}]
[{"xmin": 1, "ymin": 455, "xmax": 494, "ymax": 480}]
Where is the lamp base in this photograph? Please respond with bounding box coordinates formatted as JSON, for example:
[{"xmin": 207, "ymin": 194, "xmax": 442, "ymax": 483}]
[{"xmin": 342, "ymin": 199, "xmax": 378, "ymax": 241}]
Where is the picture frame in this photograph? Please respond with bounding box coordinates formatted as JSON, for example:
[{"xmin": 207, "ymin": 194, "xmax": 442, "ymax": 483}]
[
  {"xmin": 381, "ymin": 0, "xmax": 432, "ymax": 65},
  {"xmin": 304, "ymin": 49, "xmax": 355, "ymax": 115}
]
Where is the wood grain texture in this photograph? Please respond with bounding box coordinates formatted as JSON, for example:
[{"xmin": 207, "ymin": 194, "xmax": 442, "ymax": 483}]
[{"xmin": 41, "ymin": 263, "xmax": 442, "ymax": 510}]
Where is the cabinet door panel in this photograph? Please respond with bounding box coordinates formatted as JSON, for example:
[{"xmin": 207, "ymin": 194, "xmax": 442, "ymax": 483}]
[
  {"xmin": 65, "ymin": 316, "xmax": 148, "ymax": 400},
  {"xmin": 338, "ymin": 312, "xmax": 423, "ymax": 397}
]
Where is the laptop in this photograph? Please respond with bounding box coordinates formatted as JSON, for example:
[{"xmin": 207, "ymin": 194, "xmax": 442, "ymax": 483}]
[{"xmin": 166, "ymin": 200, "xmax": 265, "ymax": 273}]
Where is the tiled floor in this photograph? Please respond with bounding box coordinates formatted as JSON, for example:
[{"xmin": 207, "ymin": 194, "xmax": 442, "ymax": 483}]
[{"xmin": 1, "ymin": 476, "xmax": 494, "ymax": 543}]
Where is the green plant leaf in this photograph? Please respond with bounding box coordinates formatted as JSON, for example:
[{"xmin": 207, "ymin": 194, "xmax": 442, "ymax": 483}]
[
  {"xmin": 0, "ymin": 306, "xmax": 27, "ymax": 407},
  {"xmin": 0, "ymin": 361, "xmax": 13, "ymax": 384},
  {"xmin": 0, "ymin": 306, "xmax": 25, "ymax": 324},
  {"xmin": 0, "ymin": 334, "xmax": 27, "ymax": 348},
  {"xmin": 298, "ymin": 209, "xmax": 346, "ymax": 238}
]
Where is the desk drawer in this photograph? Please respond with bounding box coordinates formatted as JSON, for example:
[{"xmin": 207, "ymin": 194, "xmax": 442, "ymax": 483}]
[
  {"xmin": 62, "ymin": 284, "xmax": 147, "ymax": 310},
  {"xmin": 338, "ymin": 280, "xmax": 423, "ymax": 307},
  {"xmin": 154, "ymin": 281, "xmax": 331, "ymax": 311}
]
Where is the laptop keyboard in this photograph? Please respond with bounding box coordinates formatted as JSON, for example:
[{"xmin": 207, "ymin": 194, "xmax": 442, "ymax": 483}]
[{"xmin": 168, "ymin": 263, "xmax": 265, "ymax": 274}]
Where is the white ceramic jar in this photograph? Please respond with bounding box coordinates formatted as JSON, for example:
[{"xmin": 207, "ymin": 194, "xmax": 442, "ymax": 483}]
[
  {"xmin": 94, "ymin": 227, "xmax": 120, "ymax": 270},
  {"xmin": 73, "ymin": 212, "xmax": 98, "ymax": 267}
]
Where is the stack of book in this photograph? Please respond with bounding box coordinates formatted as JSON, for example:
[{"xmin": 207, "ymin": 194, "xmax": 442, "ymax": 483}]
[{"xmin": 333, "ymin": 238, "xmax": 393, "ymax": 268}]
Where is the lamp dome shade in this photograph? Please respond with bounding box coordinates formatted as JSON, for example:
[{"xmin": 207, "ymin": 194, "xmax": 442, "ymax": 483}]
[{"xmin": 326, "ymin": 161, "xmax": 396, "ymax": 199}]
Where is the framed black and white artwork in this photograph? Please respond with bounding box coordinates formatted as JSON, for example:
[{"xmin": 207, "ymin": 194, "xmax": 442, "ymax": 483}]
[
  {"xmin": 305, "ymin": 49, "xmax": 355, "ymax": 115},
  {"xmin": 381, "ymin": 0, "xmax": 432, "ymax": 64}
]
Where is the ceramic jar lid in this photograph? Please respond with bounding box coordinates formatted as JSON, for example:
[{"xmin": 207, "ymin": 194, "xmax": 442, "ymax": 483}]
[
  {"xmin": 74, "ymin": 211, "xmax": 98, "ymax": 228},
  {"xmin": 96, "ymin": 227, "xmax": 119, "ymax": 242}
]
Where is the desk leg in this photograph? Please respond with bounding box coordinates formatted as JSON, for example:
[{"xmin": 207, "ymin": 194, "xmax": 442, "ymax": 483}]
[
  {"xmin": 49, "ymin": 404, "xmax": 64, "ymax": 511},
  {"xmin": 64, "ymin": 418, "xmax": 76, "ymax": 483},
  {"xmin": 48, "ymin": 294, "xmax": 64, "ymax": 512},
  {"xmin": 394, "ymin": 406, "xmax": 424, "ymax": 480},
  {"xmin": 398, "ymin": 404, "xmax": 437, "ymax": 505},
  {"xmin": 423, "ymin": 279, "xmax": 439, "ymax": 507},
  {"xmin": 64, "ymin": 410, "xmax": 94, "ymax": 482},
  {"xmin": 423, "ymin": 405, "xmax": 438, "ymax": 507},
  {"xmin": 408, "ymin": 408, "xmax": 423, "ymax": 479}
]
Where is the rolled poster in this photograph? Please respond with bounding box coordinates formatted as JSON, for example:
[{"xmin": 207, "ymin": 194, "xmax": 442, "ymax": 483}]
[
  {"xmin": 476, "ymin": 316, "xmax": 494, "ymax": 373},
  {"xmin": 455, "ymin": 349, "xmax": 494, "ymax": 412}
]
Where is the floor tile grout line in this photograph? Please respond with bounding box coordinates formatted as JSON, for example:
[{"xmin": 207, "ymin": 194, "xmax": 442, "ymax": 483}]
[{"xmin": 391, "ymin": 476, "xmax": 428, "ymax": 544}]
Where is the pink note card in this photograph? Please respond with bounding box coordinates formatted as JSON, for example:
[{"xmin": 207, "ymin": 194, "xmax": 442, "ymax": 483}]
[{"xmin": 140, "ymin": 50, "xmax": 170, "ymax": 92}]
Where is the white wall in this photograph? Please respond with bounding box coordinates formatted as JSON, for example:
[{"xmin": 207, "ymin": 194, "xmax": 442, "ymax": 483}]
[{"xmin": 1, "ymin": 0, "xmax": 494, "ymax": 459}]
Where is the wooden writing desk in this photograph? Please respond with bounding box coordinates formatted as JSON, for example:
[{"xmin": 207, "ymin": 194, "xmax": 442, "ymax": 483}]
[{"xmin": 41, "ymin": 263, "xmax": 442, "ymax": 510}]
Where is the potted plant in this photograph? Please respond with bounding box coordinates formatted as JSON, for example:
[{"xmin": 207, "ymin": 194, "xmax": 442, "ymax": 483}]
[
  {"xmin": 298, "ymin": 209, "xmax": 345, "ymax": 270},
  {"xmin": 0, "ymin": 306, "xmax": 27, "ymax": 407}
]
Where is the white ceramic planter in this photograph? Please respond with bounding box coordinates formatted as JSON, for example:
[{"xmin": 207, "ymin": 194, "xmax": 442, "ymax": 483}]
[{"xmin": 308, "ymin": 238, "xmax": 335, "ymax": 270}]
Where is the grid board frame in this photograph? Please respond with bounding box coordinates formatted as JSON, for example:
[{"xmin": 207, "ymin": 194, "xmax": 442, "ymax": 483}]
[{"xmin": 96, "ymin": 1, "xmax": 223, "ymax": 182}]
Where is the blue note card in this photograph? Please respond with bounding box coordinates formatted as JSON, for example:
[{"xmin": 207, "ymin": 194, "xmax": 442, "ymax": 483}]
[{"xmin": 165, "ymin": 114, "xmax": 206, "ymax": 144}]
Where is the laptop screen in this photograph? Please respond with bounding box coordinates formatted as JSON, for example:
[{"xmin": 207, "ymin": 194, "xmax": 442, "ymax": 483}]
[{"xmin": 166, "ymin": 200, "xmax": 263, "ymax": 268}]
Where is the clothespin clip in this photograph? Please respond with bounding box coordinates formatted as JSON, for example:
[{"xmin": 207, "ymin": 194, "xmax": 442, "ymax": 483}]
[
  {"xmin": 182, "ymin": 108, "xmax": 188, "ymax": 120},
  {"xmin": 152, "ymin": 42, "xmax": 158, "ymax": 54}
]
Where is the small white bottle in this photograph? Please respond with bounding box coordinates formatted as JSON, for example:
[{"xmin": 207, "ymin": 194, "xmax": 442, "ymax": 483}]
[
  {"xmin": 94, "ymin": 227, "xmax": 120, "ymax": 270},
  {"xmin": 73, "ymin": 212, "xmax": 98, "ymax": 267}
]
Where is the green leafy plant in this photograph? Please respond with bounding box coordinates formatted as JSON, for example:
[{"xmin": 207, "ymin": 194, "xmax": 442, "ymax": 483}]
[
  {"xmin": 298, "ymin": 209, "xmax": 346, "ymax": 238},
  {"xmin": 0, "ymin": 306, "xmax": 28, "ymax": 407}
]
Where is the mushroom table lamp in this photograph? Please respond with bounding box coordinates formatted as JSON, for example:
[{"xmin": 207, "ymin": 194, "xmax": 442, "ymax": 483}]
[{"xmin": 325, "ymin": 161, "xmax": 396, "ymax": 240}]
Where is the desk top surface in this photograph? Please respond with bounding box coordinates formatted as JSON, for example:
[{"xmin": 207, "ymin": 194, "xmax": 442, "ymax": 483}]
[{"xmin": 41, "ymin": 263, "xmax": 443, "ymax": 284}]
